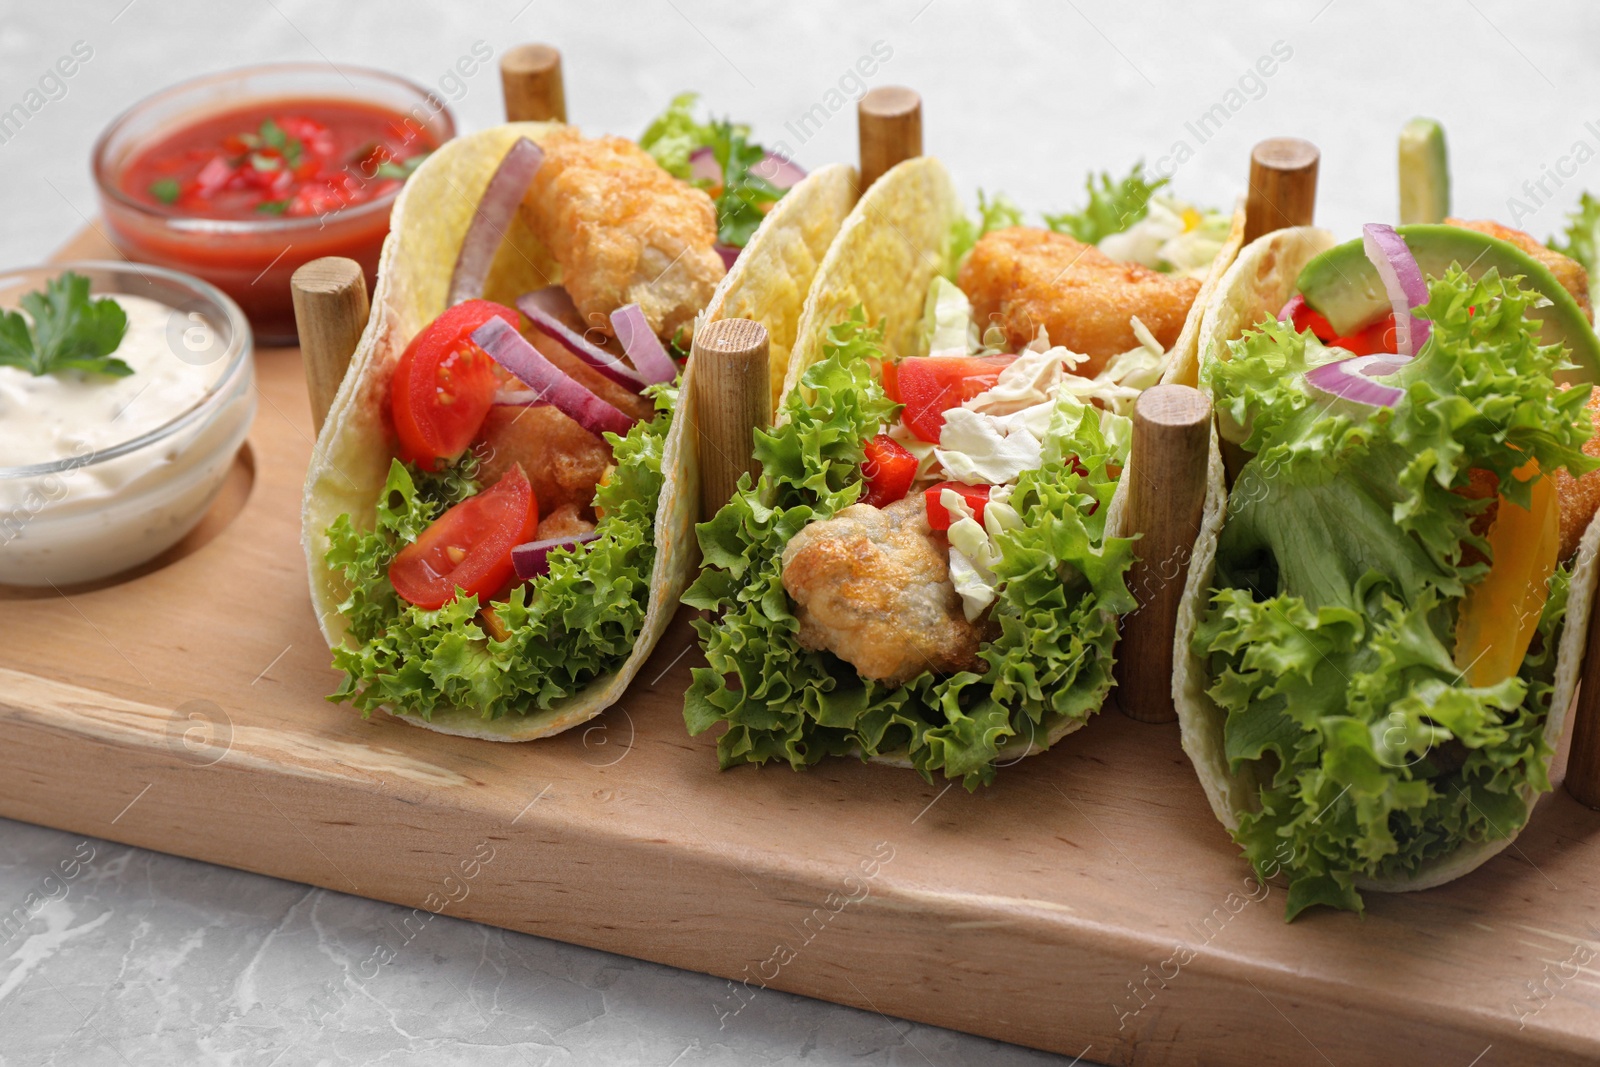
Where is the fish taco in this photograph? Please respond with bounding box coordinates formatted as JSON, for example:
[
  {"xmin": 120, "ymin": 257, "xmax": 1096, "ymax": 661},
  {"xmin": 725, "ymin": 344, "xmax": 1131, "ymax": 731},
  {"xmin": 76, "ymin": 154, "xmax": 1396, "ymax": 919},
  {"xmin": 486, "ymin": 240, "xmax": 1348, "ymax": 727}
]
[
  {"xmin": 1175, "ymin": 217, "xmax": 1600, "ymax": 916},
  {"xmin": 302, "ymin": 104, "xmax": 858, "ymax": 741},
  {"xmin": 685, "ymin": 156, "xmax": 1245, "ymax": 786}
]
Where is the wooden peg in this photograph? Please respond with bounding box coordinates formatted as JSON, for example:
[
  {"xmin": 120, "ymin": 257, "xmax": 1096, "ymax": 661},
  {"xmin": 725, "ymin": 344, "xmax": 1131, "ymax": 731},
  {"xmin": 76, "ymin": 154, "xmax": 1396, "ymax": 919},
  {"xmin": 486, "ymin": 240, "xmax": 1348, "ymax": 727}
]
[
  {"xmin": 692, "ymin": 319, "xmax": 770, "ymax": 522},
  {"xmin": 291, "ymin": 257, "xmax": 370, "ymax": 435},
  {"xmin": 857, "ymin": 86, "xmax": 922, "ymax": 192},
  {"xmin": 1242, "ymin": 137, "xmax": 1319, "ymax": 245},
  {"xmin": 501, "ymin": 44, "xmax": 567, "ymax": 123},
  {"xmin": 1565, "ymin": 602, "xmax": 1600, "ymax": 809},
  {"xmin": 1115, "ymin": 385, "xmax": 1213, "ymax": 724}
]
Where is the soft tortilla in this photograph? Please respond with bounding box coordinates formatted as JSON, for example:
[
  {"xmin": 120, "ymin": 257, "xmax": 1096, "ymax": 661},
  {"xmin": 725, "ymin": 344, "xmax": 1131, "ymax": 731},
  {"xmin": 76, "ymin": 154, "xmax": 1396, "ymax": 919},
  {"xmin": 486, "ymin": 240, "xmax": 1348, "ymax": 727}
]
[
  {"xmin": 301, "ymin": 124, "xmax": 854, "ymax": 740},
  {"xmin": 779, "ymin": 158, "xmax": 1248, "ymax": 765},
  {"xmin": 1172, "ymin": 225, "xmax": 1600, "ymax": 891}
]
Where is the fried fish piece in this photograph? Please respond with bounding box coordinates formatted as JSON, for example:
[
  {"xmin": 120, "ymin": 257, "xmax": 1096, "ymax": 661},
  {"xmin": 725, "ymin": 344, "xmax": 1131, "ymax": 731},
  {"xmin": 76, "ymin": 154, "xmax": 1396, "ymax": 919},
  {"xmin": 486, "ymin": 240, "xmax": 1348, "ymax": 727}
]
[
  {"xmin": 957, "ymin": 226, "xmax": 1202, "ymax": 376},
  {"xmin": 781, "ymin": 497, "xmax": 986, "ymax": 686},
  {"xmin": 522, "ymin": 133, "xmax": 726, "ymax": 341},
  {"xmin": 1554, "ymin": 388, "xmax": 1600, "ymax": 560},
  {"xmin": 1446, "ymin": 218, "xmax": 1593, "ymax": 323}
]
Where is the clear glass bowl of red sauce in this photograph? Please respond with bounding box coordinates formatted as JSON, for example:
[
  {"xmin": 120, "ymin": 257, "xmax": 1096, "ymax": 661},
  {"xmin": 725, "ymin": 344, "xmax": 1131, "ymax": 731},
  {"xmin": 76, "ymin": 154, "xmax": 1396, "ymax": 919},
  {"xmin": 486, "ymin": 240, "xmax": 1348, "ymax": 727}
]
[{"xmin": 92, "ymin": 63, "xmax": 455, "ymax": 345}]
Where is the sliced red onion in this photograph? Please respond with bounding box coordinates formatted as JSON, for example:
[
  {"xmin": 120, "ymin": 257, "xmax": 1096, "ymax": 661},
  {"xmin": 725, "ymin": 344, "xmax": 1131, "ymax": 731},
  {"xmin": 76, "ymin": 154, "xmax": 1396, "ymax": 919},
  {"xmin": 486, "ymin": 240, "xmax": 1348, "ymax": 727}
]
[
  {"xmin": 471, "ymin": 318, "xmax": 637, "ymax": 438},
  {"xmin": 1305, "ymin": 353, "xmax": 1409, "ymax": 409},
  {"xmin": 515, "ymin": 293, "xmax": 648, "ymax": 393},
  {"xmin": 715, "ymin": 244, "xmax": 741, "ymax": 270},
  {"xmin": 493, "ymin": 386, "xmax": 548, "ymax": 408},
  {"xmin": 689, "ymin": 147, "xmax": 722, "ymax": 186},
  {"xmin": 609, "ymin": 304, "xmax": 678, "ymax": 384},
  {"xmin": 512, "ymin": 533, "xmax": 600, "ymax": 581},
  {"xmin": 749, "ymin": 150, "xmax": 805, "ymax": 189},
  {"xmin": 1278, "ymin": 293, "xmax": 1307, "ymax": 323},
  {"xmin": 447, "ymin": 138, "xmax": 543, "ymax": 306},
  {"xmin": 689, "ymin": 145, "xmax": 805, "ymax": 190},
  {"xmin": 519, "ymin": 285, "xmax": 579, "ymax": 320},
  {"xmin": 1361, "ymin": 223, "xmax": 1431, "ymax": 358}
]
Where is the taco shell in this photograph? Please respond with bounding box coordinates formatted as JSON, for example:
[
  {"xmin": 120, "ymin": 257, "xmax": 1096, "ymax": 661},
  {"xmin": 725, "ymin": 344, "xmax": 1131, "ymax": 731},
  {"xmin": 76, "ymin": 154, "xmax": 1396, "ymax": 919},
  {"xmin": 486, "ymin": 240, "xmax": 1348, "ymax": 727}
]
[
  {"xmin": 301, "ymin": 124, "xmax": 854, "ymax": 740},
  {"xmin": 1172, "ymin": 224, "xmax": 1600, "ymax": 890}
]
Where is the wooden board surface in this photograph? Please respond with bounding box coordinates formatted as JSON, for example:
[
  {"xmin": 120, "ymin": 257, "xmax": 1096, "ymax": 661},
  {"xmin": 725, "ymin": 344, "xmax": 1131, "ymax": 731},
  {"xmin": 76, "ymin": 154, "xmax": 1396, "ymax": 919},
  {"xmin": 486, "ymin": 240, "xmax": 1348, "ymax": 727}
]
[{"xmin": 5, "ymin": 226, "xmax": 1600, "ymax": 1066}]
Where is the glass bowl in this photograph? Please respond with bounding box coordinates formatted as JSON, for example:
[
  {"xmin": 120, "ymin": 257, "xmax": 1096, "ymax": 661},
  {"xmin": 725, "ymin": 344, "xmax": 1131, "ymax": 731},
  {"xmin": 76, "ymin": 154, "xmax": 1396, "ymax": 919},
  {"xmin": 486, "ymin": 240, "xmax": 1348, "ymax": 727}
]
[
  {"xmin": 0, "ymin": 261, "xmax": 255, "ymax": 587},
  {"xmin": 92, "ymin": 63, "xmax": 455, "ymax": 345}
]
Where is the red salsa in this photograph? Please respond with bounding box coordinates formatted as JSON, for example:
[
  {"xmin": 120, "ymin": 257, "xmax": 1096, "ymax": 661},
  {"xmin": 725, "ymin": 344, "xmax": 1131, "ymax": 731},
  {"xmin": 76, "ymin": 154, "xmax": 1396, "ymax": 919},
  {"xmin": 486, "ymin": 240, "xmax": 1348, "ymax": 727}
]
[{"xmin": 119, "ymin": 97, "xmax": 436, "ymax": 220}]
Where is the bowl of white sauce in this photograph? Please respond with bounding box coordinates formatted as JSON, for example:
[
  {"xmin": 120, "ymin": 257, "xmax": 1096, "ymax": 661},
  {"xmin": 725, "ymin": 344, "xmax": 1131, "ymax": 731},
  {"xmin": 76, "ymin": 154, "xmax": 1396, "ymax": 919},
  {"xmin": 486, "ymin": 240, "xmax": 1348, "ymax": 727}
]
[{"xmin": 0, "ymin": 261, "xmax": 255, "ymax": 586}]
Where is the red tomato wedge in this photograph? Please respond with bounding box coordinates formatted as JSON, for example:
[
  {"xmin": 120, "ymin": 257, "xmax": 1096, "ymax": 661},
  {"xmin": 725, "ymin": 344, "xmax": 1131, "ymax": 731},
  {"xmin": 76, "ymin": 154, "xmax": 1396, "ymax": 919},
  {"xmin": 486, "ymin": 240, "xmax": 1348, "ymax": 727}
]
[
  {"xmin": 1330, "ymin": 312, "xmax": 1400, "ymax": 357},
  {"xmin": 860, "ymin": 434, "xmax": 918, "ymax": 507},
  {"xmin": 1284, "ymin": 294, "xmax": 1337, "ymax": 342},
  {"xmin": 388, "ymin": 466, "xmax": 539, "ymax": 610},
  {"xmin": 895, "ymin": 355, "xmax": 1015, "ymax": 443},
  {"xmin": 925, "ymin": 481, "xmax": 991, "ymax": 531},
  {"xmin": 391, "ymin": 300, "xmax": 520, "ymax": 470}
]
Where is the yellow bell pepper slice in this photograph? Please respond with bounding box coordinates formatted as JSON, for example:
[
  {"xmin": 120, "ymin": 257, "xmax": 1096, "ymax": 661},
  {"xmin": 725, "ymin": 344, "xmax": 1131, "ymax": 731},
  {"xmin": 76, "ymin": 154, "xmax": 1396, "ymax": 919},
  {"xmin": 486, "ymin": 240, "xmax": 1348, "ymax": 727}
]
[{"xmin": 1452, "ymin": 458, "xmax": 1559, "ymax": 686}]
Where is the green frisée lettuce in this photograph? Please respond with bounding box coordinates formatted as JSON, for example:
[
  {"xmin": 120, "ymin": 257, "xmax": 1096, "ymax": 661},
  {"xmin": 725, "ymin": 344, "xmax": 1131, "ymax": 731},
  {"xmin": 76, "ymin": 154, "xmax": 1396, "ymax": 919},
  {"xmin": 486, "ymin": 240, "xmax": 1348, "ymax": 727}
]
[
  {"xmin": 1550, "ymin": 191, "xmax": 1600, "ymax": 312},
  {"xmin": 683, "ymin": 308, "xmax": 1135, "ymax": 789},
  {"xmin": 1194, "ymin": 266, "xmax": 1597, "ymax": 919},
  {"xmin": 324, "ymin": 388, "xmax": 675, "ymax": 719}
]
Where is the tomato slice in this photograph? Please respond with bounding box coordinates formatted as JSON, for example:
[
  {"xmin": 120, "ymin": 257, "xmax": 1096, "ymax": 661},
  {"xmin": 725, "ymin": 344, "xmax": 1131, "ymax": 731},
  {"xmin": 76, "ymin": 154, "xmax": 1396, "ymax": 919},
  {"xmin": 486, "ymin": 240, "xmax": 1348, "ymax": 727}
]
[
  {"xmin": 391, "ymin": 300, "xmax": 519, "ymax": 470},
  {"xmin": 896, "ymin": 355, "xmax": 1016, "ymax": 443},
  {"xmin": 1330, "ymin": 312, "xmax": 1399, "ymax": 357},
  {"xmin": 925, "ymin": 481, "xmax": 991, "ymax": 531},
  {"xmin": 388, "ymin": 467, "xmax": 539, "ymax": 610},
  {"xmin": 860, "ymin": 433, "xmax": 918, "ymax": 507},
  {"xmin": 1285, "ymin": 294, "xmax": 1337, "ymax": 342}
]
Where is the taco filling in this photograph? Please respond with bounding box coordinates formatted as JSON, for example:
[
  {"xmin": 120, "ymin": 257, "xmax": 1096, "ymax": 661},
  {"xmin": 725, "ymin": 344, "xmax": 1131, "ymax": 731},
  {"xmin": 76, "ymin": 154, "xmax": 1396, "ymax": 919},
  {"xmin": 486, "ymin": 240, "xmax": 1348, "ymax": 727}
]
[
  {"xmin": 686, "ymin": 161, "xmax": 1235, "ymax": 787},
  {"xmin": 316, "ymin": 100, "xmax": 808, "ymax": 728},
  {"xmin": 1192, "ymin": 222, "xmax": 1600, "ymax": 917}
]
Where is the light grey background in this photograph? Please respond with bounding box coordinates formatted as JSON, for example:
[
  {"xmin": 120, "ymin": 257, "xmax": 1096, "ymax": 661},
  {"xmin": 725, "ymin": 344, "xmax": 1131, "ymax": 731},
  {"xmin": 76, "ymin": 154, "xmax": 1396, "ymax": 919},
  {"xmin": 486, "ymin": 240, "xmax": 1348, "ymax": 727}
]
[{"xmin": 1, "ymin": 1, "xmax": 1596, "ymax": 1064}]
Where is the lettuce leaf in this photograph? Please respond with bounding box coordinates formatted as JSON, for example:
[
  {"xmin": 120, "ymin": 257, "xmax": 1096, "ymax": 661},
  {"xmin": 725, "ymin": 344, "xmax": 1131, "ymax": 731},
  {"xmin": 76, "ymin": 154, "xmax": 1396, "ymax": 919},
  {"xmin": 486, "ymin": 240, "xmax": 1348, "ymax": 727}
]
[
  {"xmin": 1549, "ymin": 191, "xmax": 1600, "ymax": 311},
  {"xmin": 1196, "ymin": 266, "xmax": 1595, "ymax": 918},
  {"xmin": 945, "ymin": 190, "xmax": 1024, "ymax": 280},
  {"xmin": 638, "ymin": 92, "xmax": 784, "ymax": 248},
  {"xmin": 324, "ymin": 387, "xmax": 675, "ymax": 719},
  {"xmin": 683, "ymin": 308, "xmax": 1135, "ymax": 788},
  {"xmin": 1044, "ymin": 162, "xmax": 1169, "ymax": 246}
]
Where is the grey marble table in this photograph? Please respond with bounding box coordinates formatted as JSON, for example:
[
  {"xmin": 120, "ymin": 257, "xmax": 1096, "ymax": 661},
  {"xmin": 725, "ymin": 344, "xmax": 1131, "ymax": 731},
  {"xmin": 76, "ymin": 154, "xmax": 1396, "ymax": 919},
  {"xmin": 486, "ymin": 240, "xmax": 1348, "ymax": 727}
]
[{"xmin": 3, "ymin": 0, "xmax": 1598, "ymax": 1062}]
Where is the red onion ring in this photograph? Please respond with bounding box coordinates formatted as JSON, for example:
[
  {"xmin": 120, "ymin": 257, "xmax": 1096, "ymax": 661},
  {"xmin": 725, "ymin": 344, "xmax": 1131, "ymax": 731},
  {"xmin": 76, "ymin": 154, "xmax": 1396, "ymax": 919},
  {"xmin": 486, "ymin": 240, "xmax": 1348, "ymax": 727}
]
[
  {"xmin": 609, "ymin": 304, "xmax": 678, "ymax": 384},
  {"xmin": 515, "ymin": 293, "xmax": 648, "ymax": 393},
  {"xmin": 1361, "ymin": 223, "xmax": 1431, "ymax": 358},
  {"xmin": 512, "ymin": 532, "xmax": 601, "ymax": 582},
  {"xmin": 447, "ymin": 138, "xmax": 543, "ymax": 307},
  {"xmin": 1305, "ymin": 353, "xmax": 1409, "ymax": 409},
  {"xmin": 471, "ymin": 318, "xmax": 637, "ymax": 439}
]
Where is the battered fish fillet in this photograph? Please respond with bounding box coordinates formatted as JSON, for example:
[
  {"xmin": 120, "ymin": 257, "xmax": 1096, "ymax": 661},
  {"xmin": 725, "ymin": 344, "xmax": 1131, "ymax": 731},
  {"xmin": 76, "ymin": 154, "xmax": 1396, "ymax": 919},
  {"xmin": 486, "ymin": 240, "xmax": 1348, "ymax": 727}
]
[
  {"xmin": 1446, "ymin": 218, "xmax": 1593, "ymax": 323},
  {"xmin": 1553, "ymin": 388, "xmax": 1600, "ymax": 560},
  {"xmin": 781, "ymin": 497, "xmax": 986, "ymax": 686},
  {"xmin": 957, "ymin": 226, "xmax": 1202, "ymax": 377},
  {"xmin": 521, "ymin": 133, "xmax": 726, "ymax": 341}
]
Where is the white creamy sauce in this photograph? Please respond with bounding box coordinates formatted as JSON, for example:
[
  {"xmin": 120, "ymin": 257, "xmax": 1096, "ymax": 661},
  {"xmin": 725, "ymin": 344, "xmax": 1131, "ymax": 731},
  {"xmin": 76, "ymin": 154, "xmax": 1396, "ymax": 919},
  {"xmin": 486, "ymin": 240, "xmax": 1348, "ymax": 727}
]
[
  {"xmin": 0, "ymin": 290, "xmax": 253, "ymax": 586},
  {"xmin": 0, "ymin": 293, "xmax": 224, "ymax": 468}
]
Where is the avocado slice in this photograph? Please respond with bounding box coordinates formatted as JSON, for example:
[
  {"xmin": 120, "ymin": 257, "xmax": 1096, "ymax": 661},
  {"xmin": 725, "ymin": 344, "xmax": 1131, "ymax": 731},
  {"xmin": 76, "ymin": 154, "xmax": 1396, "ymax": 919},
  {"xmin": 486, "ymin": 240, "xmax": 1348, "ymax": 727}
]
[
  {"xmin": 1296, "ymin": 223, "xmax": 1600, "ymax": 383},
  {"xmin": 1398, "ymin": 118, "xmax": 1449, "ymax": 225}
]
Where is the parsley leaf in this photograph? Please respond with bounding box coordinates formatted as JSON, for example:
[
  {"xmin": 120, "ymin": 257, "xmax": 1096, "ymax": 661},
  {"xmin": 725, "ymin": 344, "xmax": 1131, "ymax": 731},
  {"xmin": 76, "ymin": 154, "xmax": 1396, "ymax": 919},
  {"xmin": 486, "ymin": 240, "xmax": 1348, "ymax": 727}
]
[
  {"xmin": 0, "ymin": 271, "xmax": 131, "ymax": 378},
  {"xmin": 375, "ymin": 151, "xmax": 431, "ymax": 182},
  {"xmin": 148, "ymin": 178, "xmax": 180, "ymax": 204},
  {"xmin": 256, "ymin": 199, "xmax": 291, "ymax": 216},
  {"xmin": 638, "ymin": 93, "xmax": 788, "ymax": 248},
  {"xmin": 1044, "ymin": 161, "xmax": 1169, "ymax": 245}
]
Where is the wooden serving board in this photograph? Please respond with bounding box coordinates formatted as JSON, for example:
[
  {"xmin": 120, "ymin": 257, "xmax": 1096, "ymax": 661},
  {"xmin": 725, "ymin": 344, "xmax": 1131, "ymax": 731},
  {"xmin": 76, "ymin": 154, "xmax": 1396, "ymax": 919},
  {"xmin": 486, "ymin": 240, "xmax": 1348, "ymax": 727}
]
[{"xmin": 5, "ymin": 227, "xmax": 1600, "ymax": 1067}]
